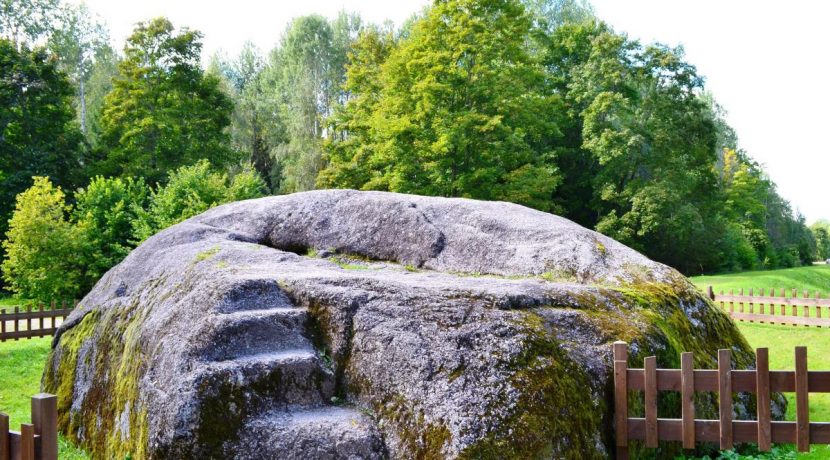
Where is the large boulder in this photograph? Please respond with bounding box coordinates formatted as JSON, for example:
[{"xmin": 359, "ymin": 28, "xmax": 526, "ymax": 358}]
[{"xmin": 44, "ymin": 190, "xmax": 772, "ymax": 459}]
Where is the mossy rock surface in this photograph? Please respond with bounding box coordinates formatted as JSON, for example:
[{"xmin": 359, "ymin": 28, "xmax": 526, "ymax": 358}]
[{"xmin": 44, "ymin": 190, "xmax": 780, "ymax": 459}]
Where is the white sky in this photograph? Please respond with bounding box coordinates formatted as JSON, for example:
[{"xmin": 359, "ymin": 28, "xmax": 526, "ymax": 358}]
[{"xmin": 73, "ymin": 0, "xmax": 829, "ymax": 223}]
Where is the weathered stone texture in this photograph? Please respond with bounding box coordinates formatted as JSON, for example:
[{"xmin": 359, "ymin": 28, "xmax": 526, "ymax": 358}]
[{"xmin": 44, "ymin": 190, "xmax": 776, "ymax": 459}]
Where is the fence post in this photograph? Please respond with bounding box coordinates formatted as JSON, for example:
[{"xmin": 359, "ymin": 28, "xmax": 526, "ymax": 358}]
[
  {"xmin": 20, "ymin": 423, "xmax": 34, "ymax": 460},
  {"xmin": 37, "ymin": 303, "xmax": 44, "ymax": 337},
  {"xmin": 708, "ymin": 285, "xmax": 715, "ymax": 300},
  {"xmin": 1, "ymin": 412, "xmax": 8, "ymax": 460},
  {"xmin": 613, "ymin": 341, "xmax": 628, "ymax": 460},
  {"xmin": 739, "ymin": 289, "xmax": 745, "ymax": 313},
  {"xmin": 718, "ymin": 349, "xmax": 732, "ymax": 450},
  {"xmin": 681, "ymin": 352, "xmax": 695, "ymax": 449},
  {"xmin": 644, "ymin": 356, "xmax": 658, "ymax": 448},
  {"xmin": 795, "ymin": 347, "xmax": 809, "ymax": 451},
  {"xmin": 756, "ymin": 348, "xmax": 771, "ymax": 451},
  {"xmin": 32, "ymin": 393, "xmax": 58, "ymax": 460},
  {"xmin": 1, "ymin": 309, "xmax": 5, "ymax": 342},
  {"xmin": 729, "ymin": 289, "xmax": 734, "ymax": 313}
]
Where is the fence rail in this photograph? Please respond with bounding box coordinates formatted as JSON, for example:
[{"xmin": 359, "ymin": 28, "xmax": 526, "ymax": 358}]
[
  {"xmin": 613, "ymin": 341, "xmax": 828, "ymax": 458},
  {"xmin": 0, "ymin": 393, "xmax": 57, "ymax": 460},
  {"xmin": 0, "ymin": 301, "xmax": 74, "ymax": 342},
  {"xmin": 708, "ymin": 286, "xmax": 830, "ymax": 327}
]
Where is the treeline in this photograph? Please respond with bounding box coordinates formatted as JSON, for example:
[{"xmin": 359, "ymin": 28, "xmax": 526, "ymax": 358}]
[{"xmin": 0, "ymin": 0, "xmax": 820, "ymax": 301}]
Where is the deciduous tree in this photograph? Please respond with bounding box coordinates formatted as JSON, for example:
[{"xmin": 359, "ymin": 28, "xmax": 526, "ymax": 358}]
[{"xmin": 96, "ymin": 17, "xmax": 235, "ymax": 185}]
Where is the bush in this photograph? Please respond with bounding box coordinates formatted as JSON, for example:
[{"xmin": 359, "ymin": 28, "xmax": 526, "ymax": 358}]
[
  {"xmin": 132, "ymin": 160, "xmax": 266, "ymax": 242},
  {"xmin": 73, "ymin": 176, "xmax": 149, "ymax": 291},
  {"xmin": 2, "ymin": 162, "xmax": 267, "ymax": 301},
  {"xmin": 718, "ymin": 223, "xmax": 758, "ymax": 272},
  {"xmin": 1, "ymin": 177, "xmax": 83, "ymax": 301}
]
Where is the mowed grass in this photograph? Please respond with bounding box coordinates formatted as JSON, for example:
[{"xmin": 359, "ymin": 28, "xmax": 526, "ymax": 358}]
[
  {"xmin": 0, "ymin": 298, "xmax": 89, "ymax": 459},
  {"xmin": 691, "ymin": 264, "xmax": 830, "ymax": 296},
  {"xmin": 687, "ymin": 266, "xmax": 830, "ymax": 458}
]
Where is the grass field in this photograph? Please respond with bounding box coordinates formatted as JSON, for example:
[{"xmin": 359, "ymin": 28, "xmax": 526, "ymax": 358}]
[
  {"xmin": 0, "ymin": 337, "xmax": 89, "ymax": 459},
  {"xmin": 0, "ymin": 293, "xmax": 88, "ymax": 459},
  {"xmin": 689, "ymin": 265, "xmax": 830, "ymax": 459},
  {"xmin": 691, "ymin": 265, "xmax": 830, "ymax": 295}
]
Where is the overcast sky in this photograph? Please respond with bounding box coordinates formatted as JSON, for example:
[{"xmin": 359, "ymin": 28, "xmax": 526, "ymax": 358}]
[{"xmin": 73, "ymin": 0, "xmax": 829, "ymax": 223}]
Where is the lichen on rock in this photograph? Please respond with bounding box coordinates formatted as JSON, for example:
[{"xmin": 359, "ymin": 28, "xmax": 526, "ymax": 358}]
[{"xmin": 43, "ymin": 190, "xmax": 780, "ymax": 459}]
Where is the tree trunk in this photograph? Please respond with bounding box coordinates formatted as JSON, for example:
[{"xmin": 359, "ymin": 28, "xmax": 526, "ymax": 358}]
[{"xmin": 79, "ymin": 78, "xmax": 87, "ymax": 134}]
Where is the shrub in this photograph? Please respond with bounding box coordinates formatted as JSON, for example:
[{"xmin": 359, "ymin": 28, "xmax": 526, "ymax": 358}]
[
  {"xmin": 73, "ymin": 176, "xmax": 149, "ymax": 291},
  {"xmin": 1, "ymin": 177, "xmax": 83, "ymax": 301},
  {"xmin": 132, "ymin": 160, "xmax": 266, "ymax": 242}
]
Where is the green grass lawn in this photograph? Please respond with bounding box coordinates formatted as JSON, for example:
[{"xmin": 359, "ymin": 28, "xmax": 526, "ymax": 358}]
[
  {"xmin": 691, "ymin": 264, "xmax": 830, "ymax": 296},
  {"xmin": 0, "ymin": 309, "xmax": 89, "ymax": 458}
]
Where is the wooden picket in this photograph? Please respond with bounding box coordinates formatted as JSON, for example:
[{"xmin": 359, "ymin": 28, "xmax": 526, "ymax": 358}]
[
  {"xmin": 614, "ymin": 341, "xmax": 830, "ymax": 458},
  {"xmin": 708, "ymin": 286, "xmax": 830, "ymax": 327},
  {"xmin": 0, "ymin": 394, "xmax": 57, "ymax": 460},
  {"xmin": 0, "ymin": 301, "xmax": 74, "ymax": 342}
]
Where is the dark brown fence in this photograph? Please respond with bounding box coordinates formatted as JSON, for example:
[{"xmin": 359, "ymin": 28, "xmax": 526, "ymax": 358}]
[
  {"xmin": 708, "ymin": 286, "xmax": 830, "ymax": 327},
  {"xmin": 0, "ymin": 393, "xmax": 57, "ymax": 460},
  {"xmin": 613, "ymin": 341, "xmax": 830, "ymax": 458},
  {"xmin": 0, "ymin": 301, "xmax": 74, "ymax": 342}
]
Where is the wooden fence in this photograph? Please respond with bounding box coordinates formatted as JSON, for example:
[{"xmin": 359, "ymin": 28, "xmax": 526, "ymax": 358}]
[
  {"xmin": 0, "ymin": 301, "xmax": 74, "ymax": 342},
  {"xmin": 708, "ymin": 286, "xmax": 830, "ymax": 327},
  {"xmin": 613, "ymin": 341, "xmax": 830, "ymax": 458},
  {"xmin": 0, "ymin": 394, "xmax": 57, "ymax": 460}
]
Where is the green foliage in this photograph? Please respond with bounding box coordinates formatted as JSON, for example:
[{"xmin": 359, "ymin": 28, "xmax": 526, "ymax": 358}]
[
  {"xmin": 73, "ymin": 176, "xmax": 148, "ymax": 290},
  {"xmin": 47, "ymin": 3, "xmax": 109, "ymax": 135},
  {"xmin": 208, "ymin": 42, "xmax": 276, "ymax": 189},
  {"xmin": 2, "ymin": 161, "xmax": 261, "ymax": 300},
  {"xmin": 0, "ymin": 0, "xmax": 60, "ymax": 45},
  {"xmin": 96, "ymin": 17, "xmax": 235, "ymax": 185},
  {"xmin": 1, "ymin": 177, "xmax": 83, "ymax": 301},
  {"xmin": 321, "ymin": 0, "xmax": 562, "ymax": 210},
  {"xmin": 811, "ymin": 221, "xmax": 830, "ymax": 261},
  {"xmin": 132, "ymin": 160, "xmax": 266, "ymax": 242},
  {"xmin": 317, "ymin": 25, "xmax": 396, "ymax": 190},
  {"xmin": 258, "ymin": 13, "xmax": 361, "ymax": 193},
  {"xmin": 0, "ymin": 39, "xmax": 85, "ymax": 255}
]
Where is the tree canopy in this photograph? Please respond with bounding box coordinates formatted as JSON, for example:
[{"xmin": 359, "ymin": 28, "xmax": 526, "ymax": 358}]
[
  {"xmin": 0, "ymin": 38, "xmax": 84, "ymax": 242},
  {"xmin": 0, "ymin": 0, "xmax": 825, "ymax": 301},
  {"xmin": 321, "ymin": 0, "xmax": 562, "ymax": 210},
  {"xmin": 96, "ymin": 17, "xmax": 235, "ymax": 185}
]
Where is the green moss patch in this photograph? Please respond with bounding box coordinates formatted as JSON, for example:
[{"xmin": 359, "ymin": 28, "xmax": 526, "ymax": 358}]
[
  {"xmin": 43, "ymin": 302, "xmax": 150, "ymax": 460},
  {"xmin": 460, "ymin": 312, "xmax": 604, "ymax": 459}
]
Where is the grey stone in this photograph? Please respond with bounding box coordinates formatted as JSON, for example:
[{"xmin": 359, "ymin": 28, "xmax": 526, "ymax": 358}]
[{"xmin": 45, "ymin": 190, "xmax": 775, "ymax": 459}]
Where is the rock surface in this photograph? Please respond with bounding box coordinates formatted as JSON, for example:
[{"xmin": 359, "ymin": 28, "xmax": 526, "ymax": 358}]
[{"xmin": 44, "ymin": 190, "xmax": 776, "ymax": 459}]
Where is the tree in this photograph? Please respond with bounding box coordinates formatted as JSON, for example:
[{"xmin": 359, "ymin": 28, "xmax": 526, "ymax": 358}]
[
  {"xmin": 1, "ymin": 177, "xmax": 82, "ymax": 301},
  {"xmin": 82, "ymin": 44, "xmax": 119, "ymax": 148},
  {"xmin": 261, "ymin": 13, "xmax": 362, "ymax": 192},
  {"xmin": 96, "ymin": 17, "xmax": 235, "ymax": 185},
  {"xmin": 812, "ymin": 221, "xmax": 830, "ymax": 261},
  {"xmin": 0, "ymin": 0, "xmax": 59, "ymax": 49},
  {"xmin": 0, "ymin": 39, "xmax": 85, "ymax": 254},
  {"xmin": 318, "ymin": 25, "xmax": 396, "ymax": 189},
  {"xmin": 131, "ymin": 160, "xmax": 267, "ymax": 242},
  {"xmin": 543, "ymin": 22, "xmax": 726, "ymax": 272},
  {"xmin": 73, "ymin": 176, "xmax": 148, "ymax": 290},
  {"xmin": 321, "ymin": 0, "xmax": 562, "ymax": 210},
  {"xmin": 48, "ymin": 3, "xmax": 110, "ymax": 135},
  {"xmin": 523, "ymin": 0, "xmax": 594, "ymax": 33},
  {"xmin": 209, "ymin": 43, "xmax": 278, "ymax": 189}
]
